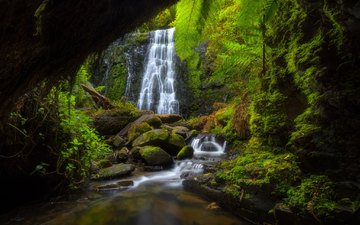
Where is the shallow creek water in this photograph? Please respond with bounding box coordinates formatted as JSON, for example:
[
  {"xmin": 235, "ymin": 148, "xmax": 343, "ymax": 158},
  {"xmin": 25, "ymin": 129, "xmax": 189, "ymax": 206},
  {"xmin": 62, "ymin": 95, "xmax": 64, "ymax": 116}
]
[{"xmin": 0, "ymin": 135, "xmax": 249, "ymax": 225}]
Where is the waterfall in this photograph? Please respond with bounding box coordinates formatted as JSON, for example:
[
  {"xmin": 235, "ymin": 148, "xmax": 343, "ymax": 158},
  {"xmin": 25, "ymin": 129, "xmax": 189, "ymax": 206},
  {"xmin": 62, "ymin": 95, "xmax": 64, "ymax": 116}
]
[
  {"xmin": 190, "ymin": 134, "xmax": 227, "ymax": 156},
  {"xmin": 137, "ymin": 28, "xmax": 179, "ymax": 114}
]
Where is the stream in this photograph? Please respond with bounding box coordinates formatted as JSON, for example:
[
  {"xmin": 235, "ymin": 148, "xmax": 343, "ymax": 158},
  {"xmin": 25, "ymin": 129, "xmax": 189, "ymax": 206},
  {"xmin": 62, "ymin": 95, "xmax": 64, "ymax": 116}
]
[{"xmin": 0, "ymin": 135, "xmax": 249, "ymax": 225}]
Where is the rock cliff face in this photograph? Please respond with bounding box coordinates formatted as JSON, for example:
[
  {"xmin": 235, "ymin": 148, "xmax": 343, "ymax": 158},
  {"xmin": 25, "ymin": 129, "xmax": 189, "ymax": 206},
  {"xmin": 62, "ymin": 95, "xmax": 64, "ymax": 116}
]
[{"xmin": 0, "ymin": 0, "xmax": 177, "ymax": 123}]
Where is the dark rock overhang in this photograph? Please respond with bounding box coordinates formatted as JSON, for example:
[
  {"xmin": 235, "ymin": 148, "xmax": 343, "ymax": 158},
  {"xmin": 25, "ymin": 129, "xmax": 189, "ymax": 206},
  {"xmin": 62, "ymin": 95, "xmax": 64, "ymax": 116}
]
[{"xmin": 0, "ymin": 0, "xmax": 178, "ymax": 122}]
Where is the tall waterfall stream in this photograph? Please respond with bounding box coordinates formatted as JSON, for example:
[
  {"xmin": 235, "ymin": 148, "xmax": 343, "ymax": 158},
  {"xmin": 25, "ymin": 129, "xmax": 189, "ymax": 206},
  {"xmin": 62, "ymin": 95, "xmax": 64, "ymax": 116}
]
[{"xmin": 137, "ymin": 28, "xmax": 179, "ymax": 114}]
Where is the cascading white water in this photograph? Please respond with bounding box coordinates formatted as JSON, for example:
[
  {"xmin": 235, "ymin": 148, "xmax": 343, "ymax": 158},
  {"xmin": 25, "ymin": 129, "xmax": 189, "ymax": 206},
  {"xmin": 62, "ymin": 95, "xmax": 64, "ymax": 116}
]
[
  {"xmin": 137, "ymin": 28, "xmax": 179, "ymax": 114},
  {"xmin": 130, "ymin": 134, "xmax": 226, "ymax": 188},
  {"xmin": 191, "ymin": 134, "xmax": 227, "ymax": 156}
]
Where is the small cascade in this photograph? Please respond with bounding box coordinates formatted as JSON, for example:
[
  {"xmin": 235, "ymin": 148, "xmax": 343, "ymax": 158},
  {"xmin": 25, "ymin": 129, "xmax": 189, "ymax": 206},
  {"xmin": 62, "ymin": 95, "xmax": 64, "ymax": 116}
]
[
  {"xmin": 132, "ymin": 161, "xmax": 204, "ymax": 188},
  {"xmin": 130, "ymin": 134, "xmax": 226, "ymax": 188},
  {"xmin": 191, "ymin": 134, "xmax": 227, "ymax": 156},
  {"xmin": 137, "ymin": 28, "xmax": 179, "ymax": 114}
]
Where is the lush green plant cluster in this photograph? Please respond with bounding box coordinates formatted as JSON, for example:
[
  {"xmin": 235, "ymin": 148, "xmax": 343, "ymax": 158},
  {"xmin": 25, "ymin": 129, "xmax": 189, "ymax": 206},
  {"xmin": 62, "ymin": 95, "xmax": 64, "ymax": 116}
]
[
  {"xmin": 55, "ymin": 90, "xmax": 111, "ymax": 188},
  {"xmin": 216, "ymin": 140, "xmax": 300, "ymax": 195},
  {"xmin": 174, "ymin": 0, "xmax": 359, "ymax": 219},
  {"xmin": 286, "ymin": 175, "xmax": 336, "ymax": 216}
]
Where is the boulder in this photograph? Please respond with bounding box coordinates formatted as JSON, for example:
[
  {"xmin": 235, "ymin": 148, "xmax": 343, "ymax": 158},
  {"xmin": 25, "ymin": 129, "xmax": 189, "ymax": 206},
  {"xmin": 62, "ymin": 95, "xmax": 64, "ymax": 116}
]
[
  {"xmin": 117, "ymin": 114, "xmax": 161, "ymax": 137},
  {"xmin": 139, "ymin": 146, "xmax": 173, "ymax": 166},
  {"xmin": 96, "ymin": 159, "xmax": 112, "ymax": 169},
  {"xmin": 158, "ymin": 114, "xmax": 183, "ymax": 123},
  {"xmin": 144, "ymin": 115, "xmax": 162, "ymax": 128},
  {"xmin": 114, "ymin": 147, "xmax": 130, "ymax": 163},
  {"xmin": 161, "ymin": 125, "xmax": 190, "ymax": 138},
  {"xmin": 132, "ymin": 129, "xmax": 186, "ymax": 155},
  {"xmin": 91, "ymin": 163, "xmax": 135, "ymax": 180},
  {"xmin": 129, "ymin": 146, "xmax": 142, "ymax": 161},
  {"xmin": 132, "ymin": 129, "xmax": 169, "ymax": 147},
  {"xmin": 93, "ymin": 109, "xmax": 140, "ymax": 135},
  {"xmin": 177, "ymin": 145, "xmax": 194, "ymax": 160},
  {"xmin": 106, "ymin": 135, "xmax": 126, "ymax": 148},
  {"xmin": 127, "ymin": 122, "xmax": 152, "ymax": 142},
  {"xmin": 167, "ymin": 132, "xmax": 186, "ymax": 155}
]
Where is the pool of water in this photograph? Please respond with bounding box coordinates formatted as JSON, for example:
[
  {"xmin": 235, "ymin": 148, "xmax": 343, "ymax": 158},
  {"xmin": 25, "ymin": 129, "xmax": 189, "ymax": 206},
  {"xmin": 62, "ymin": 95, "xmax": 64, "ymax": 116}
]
[{"xmin": 0, "ymin": 135, "xmax": 249, "ymax": 225}]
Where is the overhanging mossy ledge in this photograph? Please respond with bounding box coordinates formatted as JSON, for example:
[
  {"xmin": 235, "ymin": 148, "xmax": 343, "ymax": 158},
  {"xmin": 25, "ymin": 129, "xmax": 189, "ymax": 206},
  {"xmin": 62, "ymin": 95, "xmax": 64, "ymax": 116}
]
[{"xmin": 0, "ymin": 0, "xmax": 178, "ymax": 124}]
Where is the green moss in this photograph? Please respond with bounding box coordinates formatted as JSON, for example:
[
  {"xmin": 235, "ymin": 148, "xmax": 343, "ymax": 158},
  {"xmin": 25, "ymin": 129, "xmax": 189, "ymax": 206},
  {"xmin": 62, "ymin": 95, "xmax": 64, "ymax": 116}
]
[
  {"xmin": 132, "ymin": 129, "xmax": 169, "ymax": 147},
  {"xmin": 168, "ymin": 131, "xmax": 186, "ymax": 148},
  {"xmin": 128, "ymin": 122, "xmax": 152, "ymax": 142},
  {"xmin": 176, "ymin": 145, "xmax": 194, "ymax": 160},
  {"xmin": 216, "ymin": 140, "xmax": 300, "ymax": 195},
  {"xmin": 34, "ymin": 0, "xmax": 49, "ymax": 36},
  {"xmin": 285, "ymin": 175, "xmax": 336, "ymax": 216},
  {"xmin": 140, "ymin": 146, "xmax": 161, "ymax": 159}
]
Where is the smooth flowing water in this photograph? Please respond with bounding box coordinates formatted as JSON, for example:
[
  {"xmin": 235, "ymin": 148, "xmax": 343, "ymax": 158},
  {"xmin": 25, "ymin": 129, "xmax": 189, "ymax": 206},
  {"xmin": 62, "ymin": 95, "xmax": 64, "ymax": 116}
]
[
  {"xmin": 137, "ymin": 28, "xmax": 179, "ymax": 114},
  {"xmin": 0, "ymin": 135, "xmax": 248, "ymax": 225}
]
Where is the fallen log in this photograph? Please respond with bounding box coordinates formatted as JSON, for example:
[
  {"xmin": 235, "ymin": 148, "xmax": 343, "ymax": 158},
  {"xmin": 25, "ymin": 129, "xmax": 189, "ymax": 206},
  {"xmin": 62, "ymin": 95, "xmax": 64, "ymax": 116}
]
[{"xmin": 80, "ymin": 83, "xmax": 114, "ymax": 109}]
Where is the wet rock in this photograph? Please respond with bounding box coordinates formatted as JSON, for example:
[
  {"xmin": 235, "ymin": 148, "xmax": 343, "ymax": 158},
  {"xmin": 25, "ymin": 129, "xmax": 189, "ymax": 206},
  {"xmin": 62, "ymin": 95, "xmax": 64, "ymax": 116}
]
[
  {"xmin": 177, "ymin": 145, "xmax": 194, "ymax": 160},
  {"xmin": 158, "ymin": 114, "xmax": 183, "ymax": 123},
  {"xmin": 139, "ymin": 146, "xmax": 173, "ymax": 166},
  {"xmin": 172, "ymin": 126, "xmax": 190, "ymax": 138},
  {"xmin": 144, "ymin": 115, "xmax": 162, "ymax": 128},
  {"xmin": 127, "ymin": 122, "xmax": 152, "ymax": 142},
  {"xmin": 144, "ymin": 165, "xmax": 164, "ymax": 171},
  {"xmin": 167, "ymin": 132, "xmax": 186, "ymax": 155},
  {"xmin": 132, "ymin": 129, "xmax": 185, "ymax": 155},
  {"xmin": 92, "ymin": 109, "xmax": 140, "ymax": 135},
  {"xmin": 117, "ymin": 180, "xmax": 134, "ymax": 187},
  {"xmin": 112, "ymin": 135, "xmax": 126, "ymax": 148},
  {"xmin": 118, "ymin": 114, "xmax": 161, "ymax": 137},
  {"xmin": 114, "ymin": 147, "xmax": 130, "ymax": 163},
  {"xmin": 96, "ymin": 159, "xmax": 112, "ymax": 169},
  {"xmin": 91, "ymin": 163, "xmax": 135, "ymax": 180},
  {"xmin": 96, "ymin": 183, "xmax": 120, "ymax": 191},
  {"xmin": 207, "ymin": 202, "xmax": 220, "ymax": 210},
  {"xmin": 132, "ymin": 129, "xmax": 169, "ymax": 146},
  {"xmin": 130, "ymin": 146, "xmax": 142, "ymax": 160}
]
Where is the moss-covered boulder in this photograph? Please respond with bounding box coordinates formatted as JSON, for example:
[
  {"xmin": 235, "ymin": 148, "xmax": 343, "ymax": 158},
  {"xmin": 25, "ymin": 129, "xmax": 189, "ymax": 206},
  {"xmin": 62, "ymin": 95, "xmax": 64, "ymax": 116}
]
[
  {"xmin": 91, "ymin": 163, "xmax": 135, "ymax": 180},
  {"xmin": 106, "ymin": 134, "xmax": 126, "ymax": 148},
  {"xmin": 132, "ymin": 129, "xmax": 169, "ymax": 147},
  {"xmin": 139, "ymin": 146, "xmax": 173, "ymax": 166},
  {"xmin": 132, "ymin": 129, "xmax": 186, "ymax": 155},
  {"xmin": 177, "ymin": 145, "xmax": 194, "ymax": 160},
  {"xmin": 167, "ymin": 132, "xmax": 186, "ymax": 155},
  {"xmin": 145, "ymin": 115, "xmax": 162, "ymax": 128},
  {"xmin": 96, "ymin": 159, "xmax": 112, "ymax": 169},
  {"xmin": 127, "ymin": 122, "xmax": 152, "ymax": 142},
  {"xmin": 93, "ymin": 108, "xmax": 140, "ymax": 135}
]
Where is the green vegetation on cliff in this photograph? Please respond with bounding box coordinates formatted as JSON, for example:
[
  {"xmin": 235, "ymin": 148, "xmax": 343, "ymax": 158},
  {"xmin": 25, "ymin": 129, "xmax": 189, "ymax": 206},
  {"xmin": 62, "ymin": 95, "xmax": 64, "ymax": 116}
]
[{"xmin": 176, "ymin": 0, "xmax": 360, "ymax": 219}]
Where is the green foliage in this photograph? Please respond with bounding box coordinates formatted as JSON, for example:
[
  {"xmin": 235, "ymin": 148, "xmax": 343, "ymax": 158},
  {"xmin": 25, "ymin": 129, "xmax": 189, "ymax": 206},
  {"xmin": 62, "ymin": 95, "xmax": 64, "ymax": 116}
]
[
  {"xmin": 216, "ymin": 140, "xmax": 300, "ymax": 194},
  {"xmin": 72, "ymin": 64, "xmax": 94, "ymax": 107},
  {"xmin": 54, "ymin": 90, "xmax": 111, "ymax": 188},
  {"xmin": 106, "ymin": 62, "xmax": 128, "ymax": 101},
  {"xmin": 52, "ymin": 92, "xmax": 110, "ymax": 187},
  {"xmin": 286, "ymin": 175, "xmax": 336, "ymax": 216},
  {"xmin": 211, "ymin": 104, "xmax": 237, "ymax": 142}
]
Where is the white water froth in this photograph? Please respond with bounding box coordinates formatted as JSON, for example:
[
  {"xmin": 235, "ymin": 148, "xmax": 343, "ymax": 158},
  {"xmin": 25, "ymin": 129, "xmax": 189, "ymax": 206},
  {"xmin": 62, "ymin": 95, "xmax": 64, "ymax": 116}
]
[
  {"xmin": 191, "ymin": 134, "xmax": 227, "ymax": 156},
  {"xmin": 129, "ymin": 134, "xmax": 226, "ymax": 189},
  {"xmin": 132, "ymin": 161, "xmax": 204, "ymax": 188},
  {"xmin": 137, "ymin": 28, "xmax": 179, "ymax": 114}
]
